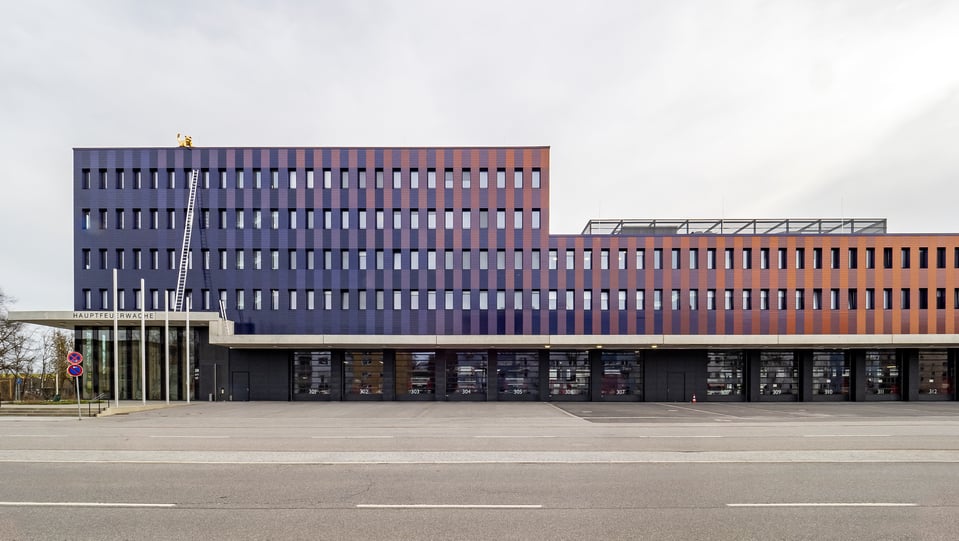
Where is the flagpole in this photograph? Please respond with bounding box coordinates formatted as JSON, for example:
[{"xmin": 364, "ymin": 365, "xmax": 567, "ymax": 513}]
[
  {"xmin": 165, "ymin": 290, "xmax": 170, "ymax": 404},
  {"xmin": 113, "ymin": 269, "xmax": 119, "ymax": 408},
  {"xmin": 140, "ymin": 278, "xmax": 146, "ymax": 405}
]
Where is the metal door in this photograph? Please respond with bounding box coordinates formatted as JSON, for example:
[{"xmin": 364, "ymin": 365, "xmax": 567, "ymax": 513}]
[
  {"xmin": 232, "ymin": 371, "xmax": 250, "ymax": 401},
  {"xmin": 666, "ymin": 372, "xmax": 686, "ymax": 402}
]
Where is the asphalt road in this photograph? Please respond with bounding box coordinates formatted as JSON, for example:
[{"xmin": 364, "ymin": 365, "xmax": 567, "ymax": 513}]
[{"xmin": 1, "ymin": 402, "xmax": 957, "ymax": 540}]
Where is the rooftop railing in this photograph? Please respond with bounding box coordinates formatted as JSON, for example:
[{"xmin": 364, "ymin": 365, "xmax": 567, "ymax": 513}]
[{"xmin": 580, "ymin": 218, "xmax": 888, "ymax": 236}]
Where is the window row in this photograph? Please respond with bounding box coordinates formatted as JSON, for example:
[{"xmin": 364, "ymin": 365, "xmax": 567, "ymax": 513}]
[
  {"xmin": 80, "ymin": 167, "xmax": 542, "ymax": 191},
  {"xmin": 83, "ymin": 247, "xmax": 555, "ymax": 272},
  {"xmin": 555, "ymin": 246, "xmax": 959, "ymax": 271},
  {"xmin": 80, "ymin": 245, "xmax": 959, "ymax": 275},
  {"xmin": 79, "ymin": 207, "xmax": 542, "ymax": 232},
  {"xmin": 81, "ymin": 286, "xmax": 959, "ymax": 312}
]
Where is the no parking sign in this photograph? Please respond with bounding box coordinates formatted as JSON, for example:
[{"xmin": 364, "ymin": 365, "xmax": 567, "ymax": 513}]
[{"xmin": 66, "ymin": 352, "xmax": 84, "ymax": 420}]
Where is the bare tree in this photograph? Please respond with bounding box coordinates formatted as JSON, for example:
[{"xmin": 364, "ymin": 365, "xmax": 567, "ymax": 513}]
[
  {"xmin": 0, "ymin": 289, "xmax": 35, "ymax": 375},
  {"xmin": 38, "ymin": 329, "xmax": 72, "ymax": 395}
]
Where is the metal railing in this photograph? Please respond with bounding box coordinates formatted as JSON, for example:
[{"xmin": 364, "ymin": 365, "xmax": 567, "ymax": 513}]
[{"xmin": 581, "ymin": 218, "xmax": 888, "ymax": 236}]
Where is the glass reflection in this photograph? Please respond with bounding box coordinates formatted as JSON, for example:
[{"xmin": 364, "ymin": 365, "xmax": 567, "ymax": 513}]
[
  {"xmin": 497, "ymin": 352, "xmax": 539, "ymax": 398},
  {"xmin": 548, "ymin": 351, "xmax": 589, "ymax": 397},
  {"xmin": 600, "ymin": 351, "xmax": 642, "ymax": 398},
  {"xmin": 865, "ymin": 350, "xmax": 900, "ymax": 397},
  {"xmin": 396, "ymin": 352, "xmax": 435, "ymax": 396},
  {"xmin": 707, "ymin": 352, "xmax": 743, "ymax": 396},
  {"xmin": 759, "ymin": 351, "xmax": 798, "ymax": 397},
  {"xmin": 918, "ymin": 350, "xmax": 953, "ymax": 398},
  {"xmin": 344, "ymin": 351, "xmax": 383, "ymax": 396},
  {"xmin": 812, "ymin": 351, "xmax": 848, "ymax": 397},
  {"xmin": 293, "ymin": 351, "xmax": 332, "ymax": 398},
  {"xmin": 447, "ymin": 352, "xmax": 488, "ymax": 397}
]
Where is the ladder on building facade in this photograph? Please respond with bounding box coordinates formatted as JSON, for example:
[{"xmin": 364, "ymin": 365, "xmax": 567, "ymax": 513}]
[{"xmin": 173, "ymin": 169, "xmax": 200, "ymax": 312}]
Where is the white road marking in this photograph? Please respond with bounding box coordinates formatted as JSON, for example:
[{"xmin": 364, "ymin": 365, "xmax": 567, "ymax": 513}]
[
  {"xmin": 657, "ymin": 403, "xmax": 740, "ymax": 418},
  {"xmin": 311, "ymin": 436, "xmax": 394, "ymax": 439},
  {"xmin": 803, "ymin": 434, "xmax": 891, "ymax": 438},
  {"xmin": 2, "ymin": 449, "xmax": 958, "ymax": 464},
  {"xmin": 727, "ymin": 503, "xmax": 916, "ymax": 508},
  {"xmin": 357, "ymin": 504, "xmax": 542, "ymax": 509},
  {"xmin": 473, "ymin": 436, "xmax": 558, "ymax": 439},
  {"xmin": 149, "ymin": 435, "xmax": 230, "ymax": 439},
  {"xmin": 640, "ymin": 435, "xmax": 723, "ymax": 438},
  {"xmin": 0, "ymin": 501, "xmax": 176, "ymax": 508}
]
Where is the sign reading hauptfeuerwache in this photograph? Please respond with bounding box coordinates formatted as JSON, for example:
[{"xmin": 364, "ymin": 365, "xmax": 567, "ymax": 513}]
[{"xmin": 72, "ymin": 311, "xmax": 158, "ymax": 320}]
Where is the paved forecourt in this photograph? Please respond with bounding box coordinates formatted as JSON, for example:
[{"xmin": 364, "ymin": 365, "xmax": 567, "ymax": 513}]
[{"xmin": 2, "ymin": 402, "xmax": 959, "ymax": 541}]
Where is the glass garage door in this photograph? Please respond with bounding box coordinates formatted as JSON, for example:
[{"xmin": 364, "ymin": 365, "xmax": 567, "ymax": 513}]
[
  {"xmin": 918, "ymin": 350, "xmax": 954, "ymax": 400},
  {"xmin": 447, "ymin": 352, "xmax": 488, "ymax": 400},
  {"xmin": 548, "ymin": 351, "xmax": 590, "ymax": 401},
  {"xmin": 865, "ymin": 350, "xmax": 901, "ymax": 400},
  {"xmin": 292, "ymin": 352, "xmax": 333, "ymax": 401},
  {"xmin": 497, "ymin": 352, "xmax": 540, "ymax": 400},
  {"xmin": 344, "ymin": 351, "xmax": 384, "ymax": 400},
  {"xmin": 811, "ymin": 351, "xmax": 849, "ymax": 401},
  {"xmin": 395, "ymin": 352, "xmax": 436, "ymax": 400},
  {"xmin": 600, "ymin": 351, "xmax": 643, "ymax": 401},
  {"xmin": 706, "ymin": 352, "xmax": 744, "ymax": 401},
  {"xmin": 759, "ymin": 352, "xmax": 798, "ymax": 401}
]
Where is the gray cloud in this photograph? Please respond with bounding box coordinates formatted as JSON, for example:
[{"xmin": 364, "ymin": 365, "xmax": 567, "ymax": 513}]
[{"xmin": 2, "ymin": 0, "xmax": 958, "ymax": 309}]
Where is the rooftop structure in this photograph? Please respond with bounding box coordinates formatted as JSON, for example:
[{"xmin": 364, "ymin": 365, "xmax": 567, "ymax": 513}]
[{"xmin": 581, "ymin": 218, "xmax": 888, "ymax": 236}]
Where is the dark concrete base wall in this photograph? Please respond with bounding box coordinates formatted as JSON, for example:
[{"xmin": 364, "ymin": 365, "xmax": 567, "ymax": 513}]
[
  {"xmin": 182, "ymin": 346, "xmax": 958, "ymax": 403},
  {"xmin": 644, "ymin": 350, "xmax": 708, "ymax": 402},
  {"xmin": 226, "ymin": 350, "xmax": 291, "ymax": 401}
]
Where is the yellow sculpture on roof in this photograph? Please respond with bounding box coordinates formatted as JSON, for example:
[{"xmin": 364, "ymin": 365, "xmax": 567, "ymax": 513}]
[{"xmin": 176, "ymin": 133, "xmax": 193, "ymax": 148}]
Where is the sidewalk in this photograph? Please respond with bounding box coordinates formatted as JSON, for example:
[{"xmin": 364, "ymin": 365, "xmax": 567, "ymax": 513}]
[
  {"xmin": 95, "ymin": 400, "xmax": 192, "ymax": 416},
  {"xmin": 0, "ymin": 399, "xmax": 189, "ymax": 417}
]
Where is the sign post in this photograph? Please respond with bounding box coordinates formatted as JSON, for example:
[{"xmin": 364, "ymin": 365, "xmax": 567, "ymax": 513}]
[{"xmin": 67, "ymin": 352, "xmax": 84, "ymax": 421}]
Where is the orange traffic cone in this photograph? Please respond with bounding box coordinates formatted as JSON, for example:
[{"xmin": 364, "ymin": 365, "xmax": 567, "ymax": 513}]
[{"xmin": 691, "ymin": 394, "xmax": 697, "ymax": 404}]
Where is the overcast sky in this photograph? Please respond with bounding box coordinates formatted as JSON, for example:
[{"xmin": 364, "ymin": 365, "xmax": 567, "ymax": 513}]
[{"xmin": 2, "ymin": 0, "xmax": 958, "ymax": 311}]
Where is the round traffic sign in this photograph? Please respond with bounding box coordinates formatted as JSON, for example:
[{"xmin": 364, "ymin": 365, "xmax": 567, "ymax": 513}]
[
  {"xmin": 67, "ymin": 351, "xmax": 83, "ymax": 365},
  {"xmin": 67, "ymin": 364, "xmax": 84, "ymax": 377}
]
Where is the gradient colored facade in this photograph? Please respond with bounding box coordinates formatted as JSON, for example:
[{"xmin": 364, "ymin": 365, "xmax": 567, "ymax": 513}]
[{"xmin": 16, "ymin": 146, "xmax": 958, "ymax": 402}]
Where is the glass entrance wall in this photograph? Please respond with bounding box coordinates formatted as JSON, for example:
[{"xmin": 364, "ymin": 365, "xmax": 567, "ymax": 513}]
[
  {"xmin": 110, "ymin": 328, "xmax": 129, "ymax": 399},
  {"xmin": 395, "ymin": 352, "xmax": 436, "ymax": 397},
  {"xmin": 548, "ymin": 351, "xmax": 590, "ymax": 398},
  {"xmin": 865, "ymin": 350, "xmax": 900, "ymax": 398},
  {"xmin": 759, "ymin": 351, "xmax": 798, "ymax": 399},
  {"xmin": 706, "ymin": 351, "xmax": 744, "ymax": 398},
  {"xmin": 918, "ymin": 350, "xmax": 954, "ymax": 399},
  {"xmin": 497, "ymin": 351, "xmax": 540, "ymax": 399},
  {"xmin": 344, "ymin": 351, "xmax": 384, "ymax": 397},
  {"xmin": 79, "ymin": 328, "xmax": 106, "ymax": 398},
  {"xmin": 600, "ymin": 351, "xmax": 642, "ymax": 399},
  {"xmin": 447, "ymin": 352, "xmax": 488, "ymax": 398},
  {"xmin": 293, "ymin": 351, "xmax": 332, "ymax": 399},
  {"xmin": 147, "ymin": 328, "xmax": 163, "ymax": 400},
  {"xmin": 812, "ymin": 351, "xmax": 849, "ymax": 399},
  {"xmin": 75, "ymin": 326, "xmax": 193, "ymax": 400}
]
